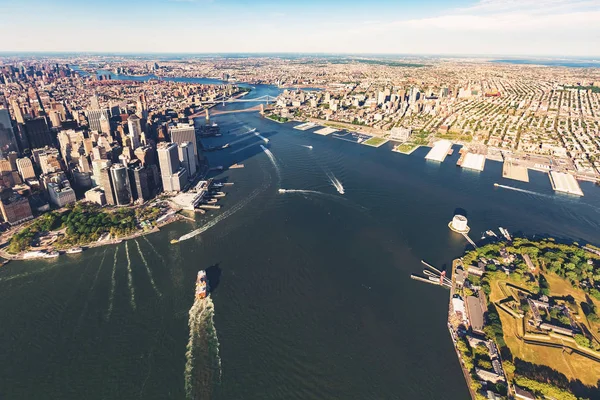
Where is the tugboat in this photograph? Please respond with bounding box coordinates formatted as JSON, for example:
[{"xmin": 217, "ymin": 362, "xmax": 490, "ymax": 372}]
[{"xmin": 195, "ymin": 270, "xmax": 209, "ymax": 299}]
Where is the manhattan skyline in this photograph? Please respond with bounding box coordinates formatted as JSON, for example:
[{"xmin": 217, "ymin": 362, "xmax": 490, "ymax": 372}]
[{"xmin": 2, "ymin": 0, "xmax": 599, "ymax": 56}]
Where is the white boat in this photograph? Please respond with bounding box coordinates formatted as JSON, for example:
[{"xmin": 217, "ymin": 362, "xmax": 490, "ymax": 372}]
[
  {"xmin": 499, "ymin": 227, "xmax": 512, "ymax": 241},
  {"xmin": 44, "ymin": 251, "xmax": 60, "ymax": 259},
  {"xmin": 66, "ymin": 247, "xmax": 83, "ymax": 254},
  {"xmin": 485, "ymin": 230, "xmax": 497, "ymax": 237},
  {"xmin": 278, "ymin": 189, "xmax": 286, "ymax": 193}
]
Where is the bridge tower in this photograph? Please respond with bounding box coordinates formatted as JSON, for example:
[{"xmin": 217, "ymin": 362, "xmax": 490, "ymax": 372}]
[
  {"xmin": 205, "ymin": 108, "xmax": 210, "ymax": 122},
  {"xmin": 260, "ymin": 104, "xmax": 264, "ymax": 115}
]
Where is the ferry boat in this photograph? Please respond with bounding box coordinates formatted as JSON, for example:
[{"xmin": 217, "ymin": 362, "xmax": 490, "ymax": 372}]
[
  {"xmin": 195, "ymin": 270, "xmax": 209, "ymax": 300},
  {"xmin": 66, "ymin": 247, "xmax": 83, "ymax": 254}
]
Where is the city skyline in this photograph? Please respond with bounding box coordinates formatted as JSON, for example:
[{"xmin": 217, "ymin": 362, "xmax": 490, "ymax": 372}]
[{"xmin": 2, "ymin": 0, "xmax": 599, "ymax": 56}]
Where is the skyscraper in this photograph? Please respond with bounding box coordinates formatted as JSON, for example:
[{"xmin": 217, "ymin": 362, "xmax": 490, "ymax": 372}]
[
  {"xmin": 128, "ymin": 162, "xmax": 151, "ymax": 202},
  {"xmin": 110, "ymin": 163, "xmax": 132, "ymax": 206},
  {"xmin": 157, "ymin": 142, "xmax": 186, "ymax": 192},
  {"xmin": 127, "ymin": 114, "xmax": 142, "ymax": 149},
  {"xmin": 169, "ymin": 123, "xmax": 197, "ymax": 159},
  {"xmin": 99, "ymin": 166, "xmax": 116, "ymax": 205},
  {"xmin": 86, "ymin": 108, "xmax": 110, "ymax": 133},
  {"xmin": 24, "ymin": 117, "xmax": 53, "ymax": 149},
  {"xmin": 178, "ymin": 142, "xmax": 196, "ymax": 179},
  {"xmin": 0, "ymin": 108, "xmax": 18, "ymax": 159}
]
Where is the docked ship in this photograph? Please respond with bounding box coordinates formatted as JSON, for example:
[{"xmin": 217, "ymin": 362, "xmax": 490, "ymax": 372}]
[
  {"xmin": 195, "ymin": 270, "xmax": 209, "ymax": 299},
  {"xmin": 66, "ymin": 247, "xmax": 83, "ymax": 254},
  {"xmin": 499, "ymin": 227, "xmax": 512, "ymax": 241}
]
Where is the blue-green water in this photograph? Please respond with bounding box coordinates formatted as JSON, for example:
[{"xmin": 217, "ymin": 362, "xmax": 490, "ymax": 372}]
[{"xmin": 1, "ymin": 84, "xmax": 600, "ymax": 399}]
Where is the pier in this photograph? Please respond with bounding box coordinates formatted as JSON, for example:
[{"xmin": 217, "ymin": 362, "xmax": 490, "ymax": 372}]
[{"xmin": 461, "ymin": 232, "xmax": 478, "ymax": 248}]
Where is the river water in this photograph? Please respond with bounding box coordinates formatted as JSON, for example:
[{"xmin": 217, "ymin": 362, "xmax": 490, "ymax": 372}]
[{"xmin": 1, "ymin": 82, "xmax": 600, "ymax": 399}]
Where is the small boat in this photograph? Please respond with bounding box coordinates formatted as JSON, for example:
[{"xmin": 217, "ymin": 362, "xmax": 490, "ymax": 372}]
[
  {"xmin": 485, "ymin": 230, "xmax": 497, "ymax": 237},
  {"xmin": 44, "ymin": 251, "xmax": 60, "ymax": 259},
  {"xmin": 66, "ymin": 247, "xmax": 83, "ymax": 254},
  {"xmin": 195, "ymin": 270, "xmax": 209, "ymax": 299},
  {"xmin": 1, "ymin": 259, "xmax": 10, "ymax": 266},
  {"xmin": 170, "ymin": 239, "xmax": 179, "ymax": 244}
]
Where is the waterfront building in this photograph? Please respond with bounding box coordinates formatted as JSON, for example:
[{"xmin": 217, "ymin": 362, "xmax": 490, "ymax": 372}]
[
  {"xmin": 47, "ymin": 181, "xmax": 76, "ymax": 208},
  {"xmin": 92, "ymin": 158, "xmax": 112, "ymax": 187},
  {"xmin": 127, "ymin": 114, "xmax": 142, "ymax": 148},
  {"xmin": 389, "ymin": 127, "xmax": 412, "ymax": 142},
  {"xmin": 170, "ymin": 167, "xmax": 188, "ymax": 192},
  {"xmin": 0, "ymin": 192, "xmax": 33, "ymax": 225},
  {"xmin": 449, "ymin": 214, "xmax": 469, "ymax": 233},
  {"xmin": 178, "ymin": 142, "xmax": 196, "ymax": 179},
  {"xmin": 110, "ymin": 163, "xmax": 132, "ymax": 205},
  {"xmin": 169, "ymin": 123, "xmax": 198, "ymax": 159},
  {"xmin": 0, "ymin": 109, "xmax": 18, "ymax": 159},
  {"xmin": 84, "ymin": 186, "xmax": 106, "ymax": 205},
  {"xmin": 16, "ymin": 157, "xmax": 35, "ymax": 180}
]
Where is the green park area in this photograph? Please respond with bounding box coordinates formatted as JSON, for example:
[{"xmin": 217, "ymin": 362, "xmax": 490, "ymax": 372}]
[
  {"xmin": 8, "ymin": 203, "xmax": 162, "ymax": 254},
  {"xmin": 459, "ymin": 238, "xmax": 600, "ymax": 398},
  {"xmin": 363, "ymin": 137, "xmax": 388, "ymax": 147}
]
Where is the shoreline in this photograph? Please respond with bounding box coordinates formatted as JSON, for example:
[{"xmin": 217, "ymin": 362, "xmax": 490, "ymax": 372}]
[{"xmin": 0, "ymin": 212, "xmax": 190, "ymax": 262}]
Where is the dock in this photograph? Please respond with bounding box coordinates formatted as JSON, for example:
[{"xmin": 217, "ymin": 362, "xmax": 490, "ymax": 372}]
[
  {"xmin": 200, "ymin": 204, "xmax": 221, "ymax": 210},
  {"xmin": 462, "ymin": 232, "xmax": 478, "ymax": 248},
  {"xmin": 421, "ymin": 259, "xmax": 443, "ymax": 274},
  {"xmin": 502, "ymin": 160, "xmax": 529, "ymax": 182},
  {"xmin": 425, "ymin": 140, "xmax": 453, "ymax": 162},
  {"xmin": 461, "ymin": 153, "xmax": 486, "ymax": 172},
  {"xmin": 549, "ymin": 171, "xmax": 584, "ymax": 196},
  {"xmin": 313, "ymin": 127, "xmax": 338, "ymax": 136}
]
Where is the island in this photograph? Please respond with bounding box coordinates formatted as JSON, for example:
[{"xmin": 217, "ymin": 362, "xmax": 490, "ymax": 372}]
[{"xmin": 449, "ymin": 238, "xmax": 600, "ymax": 400}]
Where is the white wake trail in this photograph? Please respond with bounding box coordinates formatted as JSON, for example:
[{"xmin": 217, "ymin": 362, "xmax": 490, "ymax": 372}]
[
  {"xmin": 142, "ymin": 235, "xmax": 166, "ymax": 263},
  {"xmin": 278, "ymin": 189, "xmax": 323, "ymax": 195},
  {"xmin": 75, "ymin": 249, "xmax": 108, "ymax": 333},
  {"xmin": 185, "ymin": 297, "xmax": 221, "ymax": 400},
  {"xmin": 178, "ymin": 182, "xmax": 267, "ymax": 243},
  {"xmin": 300, "ymin": 145, "xmax": 313, "ymax": 150},
  {"xmin": 125, "ymin": 241, "xmax": 136, "ymax": 311},
  {"xmin": 495, "ymin": 183, "xmax": 548, "ymax": 198},
  {"xmin": 135, "ymin": 239, "xmax": 161, "ymax": 297},
  {"xmin": 326, "ymin": 171, "xmax": 345, "ymax": 194},
  {"xmin": 230, "ymin": 141, "xmax": 260, "ymax": 154},
  {"xmin": 260, "ymin": 145, "xmax": 281, "ymax": 180},
  {"xmin": 254, "ymin": 131, "xmax": 269, "ymax": 143},
  {"xmin": 106, "ymin": 245, "xmax": 119, "ymax": 320}
]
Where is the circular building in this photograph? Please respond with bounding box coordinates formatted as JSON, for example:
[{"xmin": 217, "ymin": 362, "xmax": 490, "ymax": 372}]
[{"xmin": 448, "ymin": 214, "xmax": 470, "ymax": 233}]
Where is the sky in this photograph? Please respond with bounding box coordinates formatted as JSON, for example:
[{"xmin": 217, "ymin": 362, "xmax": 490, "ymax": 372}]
[{"xmin": 1, "ymin": 0, "xmax": 599, "ymax": 56}]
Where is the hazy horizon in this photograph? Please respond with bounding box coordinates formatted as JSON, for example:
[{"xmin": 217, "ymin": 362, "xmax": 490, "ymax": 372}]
[{"xmin": 2, "ymin": 0, "xmax": 599, "ymax": 56}]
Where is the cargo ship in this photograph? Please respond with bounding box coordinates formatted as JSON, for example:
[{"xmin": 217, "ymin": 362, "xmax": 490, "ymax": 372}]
[{"xmin": 195, "ymin": 270, "xmax": 209, "ymax": 299}]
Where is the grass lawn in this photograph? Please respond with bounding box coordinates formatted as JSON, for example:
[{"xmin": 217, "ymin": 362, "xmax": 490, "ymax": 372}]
[
  {"xmin": 363, "ymin": 137, "xmax": 388, "ymax": 147},
  {"xmin": 394, "ymin": 143, "xmax": 419, "ymax": 153}
]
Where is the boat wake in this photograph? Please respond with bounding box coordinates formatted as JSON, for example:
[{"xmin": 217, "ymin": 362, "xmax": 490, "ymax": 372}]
[
  {"xmin": 125, "ymin": 241, "xmax": 137, "ymax": 311},
  {"xmin": 177, "ymin": 182, "xmax": 266, "ymax": 243},
  {"xmin": 230, "ymin": 141, "xmax": 260, "ymax": 154},
  {"xmin": 300, "ymin": 145, "xmax": 313, "ymax": 150},
  {"xmin": 254, "ymin": 131, "xmax": 269, "ymax": 143},
  {"xmin": 106, "ymin": 245, "xmax": 119, "ymax": 320},
  {"xmin": 142, "ymin": 236, "xmax": 166, "ymax": 263},
  {"xmin": 75, "ymin": 249, "xmax": 108, "ymax": 333},
  {"xmin": 326, "ymin": 172, "xmax": 345, "ymax": 194},
  {"xmin": 260, "ymin": 145, "xmax": 281, "ymax": 180},
  {"xmin": 184, "ymin": 296, "xmax": 221, "ymax": 400},
  {"xmin": 278, "ymin": 188, "xmax": 323, "ymax": 195},
  {"xmin": 228, "ymin": 130, "xmax": 256, "ymax": 146},
  {"xmin": 135, "ymin": 239, "xmax": 161, "ymax": 297},
  {"xmin": 495, "ymin": 183, "xmax": 548, "ymax": 198}
]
